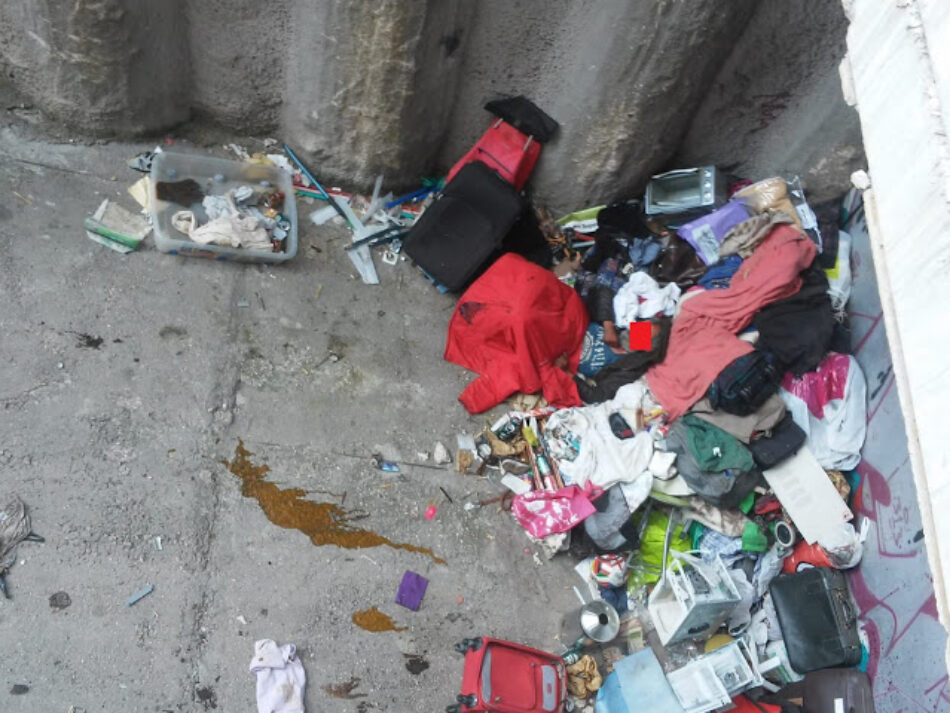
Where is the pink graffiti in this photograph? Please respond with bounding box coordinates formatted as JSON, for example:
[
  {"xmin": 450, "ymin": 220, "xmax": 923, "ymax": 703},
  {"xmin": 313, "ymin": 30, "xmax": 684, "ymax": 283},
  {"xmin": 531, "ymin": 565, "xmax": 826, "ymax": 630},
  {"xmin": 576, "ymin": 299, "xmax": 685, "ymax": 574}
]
[{"xmin": 850, "ymin": 458, "xmax": 949, "ymax": 710}]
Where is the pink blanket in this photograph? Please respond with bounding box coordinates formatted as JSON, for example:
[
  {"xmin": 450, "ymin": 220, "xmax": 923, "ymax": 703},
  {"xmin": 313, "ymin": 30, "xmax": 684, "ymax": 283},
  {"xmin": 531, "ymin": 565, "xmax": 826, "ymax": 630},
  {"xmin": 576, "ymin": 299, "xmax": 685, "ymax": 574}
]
[{"xmin": 647, "ymin": 225, "xmax": 816, "ymax": 419}]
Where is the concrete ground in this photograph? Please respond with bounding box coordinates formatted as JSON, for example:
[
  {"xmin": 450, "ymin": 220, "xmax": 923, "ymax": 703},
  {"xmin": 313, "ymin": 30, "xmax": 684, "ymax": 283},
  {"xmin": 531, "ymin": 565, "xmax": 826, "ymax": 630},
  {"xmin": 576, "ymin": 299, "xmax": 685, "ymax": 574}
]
[{"xmin": 0, "ymin": 123, "xmax": 581, "ymax": 712}]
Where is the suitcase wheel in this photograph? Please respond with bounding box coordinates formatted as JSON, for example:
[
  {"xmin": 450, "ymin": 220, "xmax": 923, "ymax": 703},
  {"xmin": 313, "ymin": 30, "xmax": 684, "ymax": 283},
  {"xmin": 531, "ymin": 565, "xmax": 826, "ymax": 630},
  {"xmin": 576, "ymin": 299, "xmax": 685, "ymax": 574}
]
[
  {"xmin": 445, "ymin": 706, "xmax": 461, "ymax": 713},
  {"xmin": 455, "ymin": 693, "xmax": 477, "ymax": 708},
  {"xmin": 454, "ymin": 637, "xmax": 483, "ymax": 654}
]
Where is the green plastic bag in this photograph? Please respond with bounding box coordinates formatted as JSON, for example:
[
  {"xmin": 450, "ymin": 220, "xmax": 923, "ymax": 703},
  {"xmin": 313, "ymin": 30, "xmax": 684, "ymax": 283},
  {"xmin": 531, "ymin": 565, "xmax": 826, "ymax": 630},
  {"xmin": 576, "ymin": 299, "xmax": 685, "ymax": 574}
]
[{"xmin": 626, "ymin": 510, "xmax": 691, "ymax": 591}]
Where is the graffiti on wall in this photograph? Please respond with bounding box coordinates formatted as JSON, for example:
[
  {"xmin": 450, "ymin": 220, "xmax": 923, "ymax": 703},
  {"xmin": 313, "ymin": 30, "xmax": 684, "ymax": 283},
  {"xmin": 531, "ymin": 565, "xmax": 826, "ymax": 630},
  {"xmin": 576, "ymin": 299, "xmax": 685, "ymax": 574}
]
[{"xmin": 845, "ymin": 209, "xmax": 949, "ymax": 712}]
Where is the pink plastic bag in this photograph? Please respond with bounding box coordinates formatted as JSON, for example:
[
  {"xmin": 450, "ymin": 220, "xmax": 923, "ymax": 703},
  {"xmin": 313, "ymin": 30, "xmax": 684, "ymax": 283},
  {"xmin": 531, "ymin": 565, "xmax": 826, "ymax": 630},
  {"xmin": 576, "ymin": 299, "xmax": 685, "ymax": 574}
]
[
  {"xmin": 779, "ymin": 353, "xmax": 867, "ymax": 469},
  {"xmin": 511, "ymin": 484, "xmax": 602, "ymax": 539}
]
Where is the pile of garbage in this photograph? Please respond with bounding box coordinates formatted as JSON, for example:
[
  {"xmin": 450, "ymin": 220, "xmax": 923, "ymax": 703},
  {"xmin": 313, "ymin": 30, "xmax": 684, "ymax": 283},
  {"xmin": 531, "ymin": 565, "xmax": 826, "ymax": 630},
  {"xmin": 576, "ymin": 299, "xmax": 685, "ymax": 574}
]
[
  {"xmin": 75, "ymin": 96, "xmax": 873, "ymax": 713},
  {"xmin": 420, "ymin": 100, "xmax": 869, "ymax": 713}
]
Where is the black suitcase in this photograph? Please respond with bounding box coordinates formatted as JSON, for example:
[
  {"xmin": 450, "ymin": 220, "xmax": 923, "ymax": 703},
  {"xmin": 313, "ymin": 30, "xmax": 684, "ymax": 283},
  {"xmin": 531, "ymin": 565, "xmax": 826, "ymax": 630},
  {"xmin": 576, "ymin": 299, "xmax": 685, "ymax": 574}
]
[
  {"xmin": 769, "ymin": 568, "xmax": 861, "ymax": 673},
  {"xmin": 403, "ymin": 161, "xmax": 526, "ymax": 292},
  {"xmin": 761, "ymin": 668, "xmax": 874, "ymax": 713}
]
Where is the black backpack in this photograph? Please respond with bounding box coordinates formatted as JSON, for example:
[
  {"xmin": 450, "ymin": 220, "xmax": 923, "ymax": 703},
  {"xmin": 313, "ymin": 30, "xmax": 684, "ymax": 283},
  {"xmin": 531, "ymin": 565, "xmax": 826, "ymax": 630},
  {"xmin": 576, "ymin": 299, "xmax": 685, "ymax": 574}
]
[{"xmin": 707, "ymin": 350, "xmax": 781, "ymax": 416}]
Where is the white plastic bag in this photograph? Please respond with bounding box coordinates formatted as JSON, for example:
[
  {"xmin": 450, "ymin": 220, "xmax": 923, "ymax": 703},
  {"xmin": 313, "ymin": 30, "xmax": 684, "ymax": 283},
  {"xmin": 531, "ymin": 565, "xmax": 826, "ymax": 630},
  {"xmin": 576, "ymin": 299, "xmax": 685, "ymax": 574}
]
[
  {"xmin": 780, "ymin": 353, "xmax": 867, "ymax": 470},
  {"xmin": 818, "ymin": 521, "xmax": 865, "ymax": 569},
  {"xmin": 826, "ymin": 229, "xmax": 852, "ymax": 311}
]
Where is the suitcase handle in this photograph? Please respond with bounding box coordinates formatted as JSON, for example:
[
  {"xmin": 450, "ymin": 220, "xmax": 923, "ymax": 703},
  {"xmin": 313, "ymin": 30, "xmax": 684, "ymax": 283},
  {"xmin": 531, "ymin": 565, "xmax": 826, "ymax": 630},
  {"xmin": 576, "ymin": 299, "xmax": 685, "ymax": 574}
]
[{"xmin": 839, "ymin": 595, "xmax": 857, "ymax": 626}]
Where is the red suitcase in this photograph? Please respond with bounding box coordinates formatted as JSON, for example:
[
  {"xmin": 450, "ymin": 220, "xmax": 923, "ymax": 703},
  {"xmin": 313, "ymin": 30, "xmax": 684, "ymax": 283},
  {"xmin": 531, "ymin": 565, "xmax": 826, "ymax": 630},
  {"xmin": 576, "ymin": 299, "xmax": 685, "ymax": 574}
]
[
  {"xmin": 446, "ymin": 119, "xmax": 542, "ymax": 190},
  {"xmin": 447, "ymin": 637, "xmax": 569, "ymax": 713}
]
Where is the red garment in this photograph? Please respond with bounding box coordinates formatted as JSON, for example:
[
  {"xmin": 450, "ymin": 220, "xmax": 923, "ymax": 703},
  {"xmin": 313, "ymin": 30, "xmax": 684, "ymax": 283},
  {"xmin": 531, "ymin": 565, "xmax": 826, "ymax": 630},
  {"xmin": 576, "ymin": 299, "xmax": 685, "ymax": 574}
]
[
  {"xmin": 647, "ymin": 225, "xmax": 816, "ymax": 419},
  {"xmin": 444, "ymin": 254, "xmax": 589, "ymax": 414},
  {"xmin": 731, "ymin": 695, "xmax": 781, "ymax": 713}
]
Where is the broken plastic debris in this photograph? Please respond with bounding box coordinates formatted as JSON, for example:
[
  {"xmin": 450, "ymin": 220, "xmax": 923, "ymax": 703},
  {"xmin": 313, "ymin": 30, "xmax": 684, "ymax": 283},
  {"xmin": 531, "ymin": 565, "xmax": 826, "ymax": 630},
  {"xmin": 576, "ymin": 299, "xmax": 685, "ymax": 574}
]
[
  {"xmin": 126, "ymin": 584, "xmax": 154, "ymax": 607},
  {"xmin": 433, "ymin": 442, "xmax": 451, "ymax": 465},
  {"xmin": 84, "ymin": 199, "xmax": 150, "ymax": 253},
  {"xmin": 371, "ymin": 454, "xmax": 400, "ymax": 473},
  {"xmin": 348, "ymin": 245, "xmax": 379, "ymax": 285},
  {"xmin": 310, "ymin": 203, "xmax": 342, "ymax": 226},
  {"xmin": 501, "ymin": 473, "xmax": 531, "ymax": 495},
  {"xmin": 424, "ymin": 504, "xmax": 437, "ymax": 520}
]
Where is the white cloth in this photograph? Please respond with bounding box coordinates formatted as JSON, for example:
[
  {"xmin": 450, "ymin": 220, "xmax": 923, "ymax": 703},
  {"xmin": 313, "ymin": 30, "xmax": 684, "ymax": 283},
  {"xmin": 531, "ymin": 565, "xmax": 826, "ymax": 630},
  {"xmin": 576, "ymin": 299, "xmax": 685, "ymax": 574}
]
[
  {"xmin": 249, "ymin": 639, "xmax": 306, "ymax": 713},
  {"xmin": 648, "ymin": 450, "xmax": 677, "ymax": 479},
  {"xmin": 203, "ymin": 194, "xmax": 236, "ymax": 220},
  {"xmin": 172, "ymin": 210, "xmax": 271, "ymax": 250},
  {"xmin": 545, "ymin": 381, "xmax": 654, "ymax": 494},
  {"xmin": 612, "ymin": 272, "xmax": 681, "ymax": 324}
]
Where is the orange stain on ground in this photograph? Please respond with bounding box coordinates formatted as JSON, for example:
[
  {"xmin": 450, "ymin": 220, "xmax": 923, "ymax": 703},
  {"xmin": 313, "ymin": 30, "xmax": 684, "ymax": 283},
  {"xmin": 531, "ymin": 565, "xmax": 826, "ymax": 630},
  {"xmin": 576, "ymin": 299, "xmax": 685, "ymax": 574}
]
[
  {"xmin": 220, "ymin": 439, "xmax": 445, "ymax": 565},
  {"xmin": 351, "ymin": 607, "xmax": 408, "ymax": 633}
]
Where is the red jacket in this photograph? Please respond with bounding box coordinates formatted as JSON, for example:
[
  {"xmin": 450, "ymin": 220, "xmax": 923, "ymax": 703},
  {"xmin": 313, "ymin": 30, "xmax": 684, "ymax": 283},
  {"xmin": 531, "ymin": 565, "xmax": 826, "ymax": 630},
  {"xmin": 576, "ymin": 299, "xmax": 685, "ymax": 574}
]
[{"xmin": 444, "ymin": 254, "xmax": 589, "ymax": 414}]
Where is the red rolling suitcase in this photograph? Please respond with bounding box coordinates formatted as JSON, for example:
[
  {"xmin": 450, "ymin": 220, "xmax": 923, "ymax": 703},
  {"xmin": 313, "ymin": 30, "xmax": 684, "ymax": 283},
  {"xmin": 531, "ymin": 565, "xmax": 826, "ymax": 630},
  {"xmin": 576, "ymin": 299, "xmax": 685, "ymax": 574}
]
[
  {"xmin": 447, "ymin": 637, "xmax": 569, "ymax": 713},
  {"xmin": 446, "ymin": 119, "xmax": 541, "ymax": 190}
]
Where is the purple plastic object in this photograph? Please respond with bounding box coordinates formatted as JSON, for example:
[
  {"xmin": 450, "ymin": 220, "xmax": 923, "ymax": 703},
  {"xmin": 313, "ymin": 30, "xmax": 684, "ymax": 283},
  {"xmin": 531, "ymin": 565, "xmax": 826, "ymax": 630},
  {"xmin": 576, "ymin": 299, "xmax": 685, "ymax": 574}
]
[
  {"xmin": 677, "ymin": 200, "xmax": 749, "ymax": 265},
  {"xmin": 395, "ymin": 570, "xmax": 429, "ymax": 611}
]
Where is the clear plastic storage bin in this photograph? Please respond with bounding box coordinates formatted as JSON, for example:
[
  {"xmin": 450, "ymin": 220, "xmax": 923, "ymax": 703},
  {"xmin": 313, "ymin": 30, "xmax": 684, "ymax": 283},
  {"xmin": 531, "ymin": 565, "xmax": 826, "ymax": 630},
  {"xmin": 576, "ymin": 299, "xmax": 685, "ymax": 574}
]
[{"xmin": 149, "ymin": 152, "xmax": 298, "ymax": 264}]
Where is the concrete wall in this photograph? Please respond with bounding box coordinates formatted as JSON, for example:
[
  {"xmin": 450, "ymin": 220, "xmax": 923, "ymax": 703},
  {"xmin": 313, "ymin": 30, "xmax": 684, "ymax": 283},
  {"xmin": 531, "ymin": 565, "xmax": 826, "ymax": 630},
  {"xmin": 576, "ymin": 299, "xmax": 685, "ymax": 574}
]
[
  {"xmin": 1, "ymin": 0, "xmax": 756, "ymax": 209},
  {"xmin": 676, "ymin": 0, "xmax": 866, "ymax": 202},
  {"xmin": 0, "ymin": 0, "xmax": 861, "ymax": 209}
]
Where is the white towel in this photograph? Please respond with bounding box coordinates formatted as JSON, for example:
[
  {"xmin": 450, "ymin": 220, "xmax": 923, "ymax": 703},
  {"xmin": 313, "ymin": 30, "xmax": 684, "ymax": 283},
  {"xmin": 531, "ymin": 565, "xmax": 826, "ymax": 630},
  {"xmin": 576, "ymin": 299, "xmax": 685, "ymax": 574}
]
[{"xmin": 249, "ymin": 639, "xmax": 306, "ymax": 713}]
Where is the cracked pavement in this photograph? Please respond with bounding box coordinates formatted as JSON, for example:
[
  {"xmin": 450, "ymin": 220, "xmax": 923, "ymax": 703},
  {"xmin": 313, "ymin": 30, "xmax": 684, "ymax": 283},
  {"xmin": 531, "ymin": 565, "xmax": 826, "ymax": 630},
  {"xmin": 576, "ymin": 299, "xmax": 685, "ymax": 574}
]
[{"xmin": 0, "ymin": 126, "xmax": 580, "ymax": 712}]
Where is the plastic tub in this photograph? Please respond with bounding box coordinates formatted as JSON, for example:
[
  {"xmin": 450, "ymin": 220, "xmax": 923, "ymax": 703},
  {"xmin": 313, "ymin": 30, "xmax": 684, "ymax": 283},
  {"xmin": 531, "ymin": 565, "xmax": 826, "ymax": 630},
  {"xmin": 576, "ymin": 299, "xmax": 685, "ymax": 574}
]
[{"xmin": 149, "ymin": 152, "xmax": 298, "ymax": 264}]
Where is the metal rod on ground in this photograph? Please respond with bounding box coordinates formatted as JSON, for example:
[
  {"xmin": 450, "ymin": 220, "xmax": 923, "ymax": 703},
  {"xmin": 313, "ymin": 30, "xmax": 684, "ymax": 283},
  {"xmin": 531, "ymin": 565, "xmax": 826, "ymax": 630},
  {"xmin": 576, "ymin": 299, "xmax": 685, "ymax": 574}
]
[
  {"xmin": 282, "ymin": 144, "xmax": 353, "ymax": 228},
  {"xmin": 331, "ymin": 451, "xmax": 447, "ymax": 471},
  {"xmin": 343, "ymin": 227, "xmax": 406, "ymax": 252}
]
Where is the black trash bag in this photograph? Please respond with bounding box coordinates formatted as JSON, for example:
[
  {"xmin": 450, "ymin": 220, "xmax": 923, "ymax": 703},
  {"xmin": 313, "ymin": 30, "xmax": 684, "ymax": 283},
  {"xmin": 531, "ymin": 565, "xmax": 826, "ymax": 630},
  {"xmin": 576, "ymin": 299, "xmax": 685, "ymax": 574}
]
[
  {"xmin": 484, "ymin": 95, "xmax": 559, "ymax": 143},
  {"xmin": 753, "ymin": 264, "xmax": 835, "ymax": 377},
  {"xmin": 810, "ymin": 196, "xmax": 845, "ymax": 270}
]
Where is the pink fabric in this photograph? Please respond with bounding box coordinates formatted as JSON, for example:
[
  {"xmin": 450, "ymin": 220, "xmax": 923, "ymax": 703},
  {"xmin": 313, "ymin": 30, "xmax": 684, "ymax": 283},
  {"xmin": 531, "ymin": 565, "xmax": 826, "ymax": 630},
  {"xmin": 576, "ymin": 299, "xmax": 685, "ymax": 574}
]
[
  {"xmin": 647, "ymin": 225, "xmax": 817, "ymax": 419},
  {"xmin": 444, "ymin": 254, "xmax": 589, "ymax": 414},
  {"xmin": 781, "ymin": 352, "xmax": 852, "ymax": 419},
  {"xmin": 511, "ymin": 484, "xmax": 601, "ymax": 539}
]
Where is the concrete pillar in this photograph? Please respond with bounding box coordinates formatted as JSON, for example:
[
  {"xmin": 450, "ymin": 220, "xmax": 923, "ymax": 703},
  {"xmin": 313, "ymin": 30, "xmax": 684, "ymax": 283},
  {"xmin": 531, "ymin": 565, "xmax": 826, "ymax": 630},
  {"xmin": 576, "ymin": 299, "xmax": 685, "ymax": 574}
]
[
  {"xmin": 1, "ymin": 0, "xmax": 765, "ymax": 205},
  {"xmin": 281, "ymin": 0, "xmax": 473, "ymax": 191},
  {"xmin": 0, "ymin": 0, "xmax": 190, "ymax": 135}
]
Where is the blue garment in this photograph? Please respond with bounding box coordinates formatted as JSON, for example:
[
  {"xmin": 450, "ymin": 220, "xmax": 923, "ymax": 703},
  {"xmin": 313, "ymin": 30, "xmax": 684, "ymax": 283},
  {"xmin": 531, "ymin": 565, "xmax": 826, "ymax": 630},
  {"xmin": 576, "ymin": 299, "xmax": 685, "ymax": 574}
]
[
  {"xmin": 577, "ymin": 324, "xmax": 624, "ymax": 377},
  {"xmin": 628, "ymin": 237, "xmax": 662, "ymax": 270},
  {"xmin": 599, "ymin": 584, "xmax": 629, "ymax": 614},
  {"xmin": 575, "ymin": 257, "xmax": 628, "ymax": 301},
  {"xmin": 697, "ymin": 255, "xmax": 743, "ymax": 290}
]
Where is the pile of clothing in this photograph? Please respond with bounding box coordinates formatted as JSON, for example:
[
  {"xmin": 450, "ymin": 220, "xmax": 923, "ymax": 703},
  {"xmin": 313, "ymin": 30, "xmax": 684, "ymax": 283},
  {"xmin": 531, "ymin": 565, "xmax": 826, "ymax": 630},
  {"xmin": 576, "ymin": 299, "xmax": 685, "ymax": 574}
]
[{"xmin": 442, "ymin": 174, "xmax": 869, "ymax": 712}]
